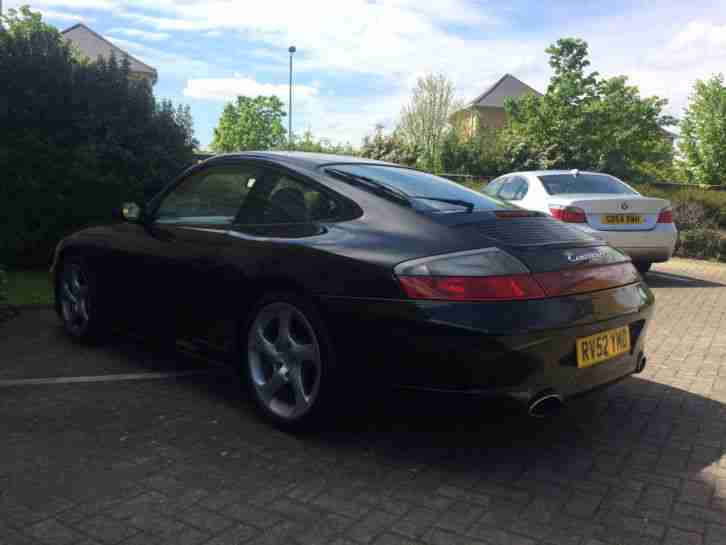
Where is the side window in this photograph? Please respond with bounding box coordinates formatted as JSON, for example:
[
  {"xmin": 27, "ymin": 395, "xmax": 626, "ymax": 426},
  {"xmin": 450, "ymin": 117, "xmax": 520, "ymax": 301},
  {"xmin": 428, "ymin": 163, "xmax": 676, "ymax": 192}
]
[
  {"xmin": 239, "ymin": 171, "xmax": 341, "ymax": 224},
  {"xmin": 512, "ymin": 177, "xmax": 529, "ymax": 200},
  {"xmin": 484, "ymin": 177, "xmax": 507, "ymax": 196},
  {"xmin": 155, "ymin": 166, "xmax": 259, "ymax": 225},
  {"xmin": 498, "ymin": 178, "xmax": 524, "ymax": 200}
]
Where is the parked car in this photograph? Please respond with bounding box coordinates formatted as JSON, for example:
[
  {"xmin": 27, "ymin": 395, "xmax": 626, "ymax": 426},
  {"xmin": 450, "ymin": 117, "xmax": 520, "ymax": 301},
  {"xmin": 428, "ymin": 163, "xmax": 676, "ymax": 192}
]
[
  {"xmin": 483, "ymin": 170, "xmax": 678, "ymax": 274},
  {"xmin": 52, "ymin": 153, "xmax": 654, "ymax": 430}
]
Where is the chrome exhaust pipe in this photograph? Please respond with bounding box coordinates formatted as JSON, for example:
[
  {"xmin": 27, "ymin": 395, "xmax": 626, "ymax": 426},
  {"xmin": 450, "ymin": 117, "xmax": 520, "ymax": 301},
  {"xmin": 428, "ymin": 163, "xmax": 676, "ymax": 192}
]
[
  {"xmin": 528, "ymin": 391, "xmax": 564, "ymax": 418},
  {"xmin": 634, "ymin": 351, "xmax": 647, "ymax": 374}
]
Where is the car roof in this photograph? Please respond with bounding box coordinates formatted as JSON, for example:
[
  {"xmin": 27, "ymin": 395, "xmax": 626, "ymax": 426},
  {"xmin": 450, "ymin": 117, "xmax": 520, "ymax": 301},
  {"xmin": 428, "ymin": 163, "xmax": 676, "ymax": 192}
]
[
  {"xmin": 206, "ymin": 151, "xmax": 398, "ymax": 169},
  {"xmin": 508, "ymin": 170, "xmax": 614, "ymax": 178}
]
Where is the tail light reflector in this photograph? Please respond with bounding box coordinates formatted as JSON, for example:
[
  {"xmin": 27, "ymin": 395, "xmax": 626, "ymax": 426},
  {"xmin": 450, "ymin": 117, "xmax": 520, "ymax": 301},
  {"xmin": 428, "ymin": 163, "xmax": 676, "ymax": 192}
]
[
  {"xmin": 398, "ymin": 275, "xmax": 546, "ymax": 301},
  {"xmin": 550, "ymin": 206, "xmax": 587, "ymax": 223},
  {"xmin": 395, "ymin": 248, "xmax": 640, "ymax": 302},
  {"xmin": 532, "ymin": 262, "xmax": 639, "ymax": 297},
  {"xmin": 657, "ymin": 207, "xmax": 673, "ymax": 223}
]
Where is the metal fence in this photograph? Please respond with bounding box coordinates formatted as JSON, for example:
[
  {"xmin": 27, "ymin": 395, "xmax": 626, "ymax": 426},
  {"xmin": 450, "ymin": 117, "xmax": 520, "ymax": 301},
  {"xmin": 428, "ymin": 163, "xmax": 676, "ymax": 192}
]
[
  {"xmin": 436, "ymin": 173, "xmax": 494, "ymax": 185},
  {"xmin": 648, "ymin": 181, "xmax": 726, "ymax": 191}
]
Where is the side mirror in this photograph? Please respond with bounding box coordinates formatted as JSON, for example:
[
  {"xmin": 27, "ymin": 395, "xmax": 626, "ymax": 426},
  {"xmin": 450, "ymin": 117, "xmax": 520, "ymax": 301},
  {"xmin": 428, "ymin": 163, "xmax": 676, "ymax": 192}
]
[{"xmin": 121, "ymin": 202, "xmax": 143, "ymax": 222}]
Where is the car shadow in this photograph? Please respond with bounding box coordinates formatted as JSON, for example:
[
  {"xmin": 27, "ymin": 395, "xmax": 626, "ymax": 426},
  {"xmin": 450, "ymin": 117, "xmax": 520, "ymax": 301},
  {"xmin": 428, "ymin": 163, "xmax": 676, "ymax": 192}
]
[
  {"xmin": 192, "ymin": 355, "xmax": 726, "ymax": 460},
  {"xmin": 12, "ymin": 317, "xmax": 724, "ymax": 545},
  {"xmin": 645, "ymin": 270, "xmax": 725, "ymax": 288}
]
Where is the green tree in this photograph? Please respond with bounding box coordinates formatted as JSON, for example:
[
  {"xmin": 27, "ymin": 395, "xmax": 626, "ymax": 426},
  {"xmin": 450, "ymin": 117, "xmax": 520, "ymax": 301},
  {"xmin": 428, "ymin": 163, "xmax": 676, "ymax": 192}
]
[
  {"xmin": 502, "ymin": 38, "xmax": 675, "ymax": 180},
  {"xmin": 397, "ymin": 74, "xmax": 456, "ymax": 171},
  {"xmin": 440, "ymin": 128, "xmax": 506, "ymax": 177},
  {"xmin": 360, "ymin": 125, "xmax": 419, "ymax": 166},
  {"xmin": 0, "ymin": 6, "xmax": 196, "ymax": 266},
  {"xmin": 291, "ymin": 128, "xmax": 356, "ymax": 155},
  {"xmin": 211, "ymin": 95, "xmax": 286, "ymax": 152},
  {"xmin": 679, "ymin": 74, "xmax": 726, "ymax": 185}
]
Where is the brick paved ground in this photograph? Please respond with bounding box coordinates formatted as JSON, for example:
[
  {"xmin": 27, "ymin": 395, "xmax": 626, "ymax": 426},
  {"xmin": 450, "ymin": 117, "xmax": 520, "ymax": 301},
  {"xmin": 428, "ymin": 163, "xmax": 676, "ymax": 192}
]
[{"xmin": 1, "ymin": 257, "xmax": 726, "ymax": 545}]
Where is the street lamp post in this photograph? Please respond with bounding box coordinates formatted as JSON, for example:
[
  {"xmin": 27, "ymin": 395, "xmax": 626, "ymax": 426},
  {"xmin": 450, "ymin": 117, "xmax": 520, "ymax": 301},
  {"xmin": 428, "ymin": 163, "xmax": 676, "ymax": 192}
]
[{"xmin": 288, "ymin": 45, "xmax": 296, "ymax": 151}]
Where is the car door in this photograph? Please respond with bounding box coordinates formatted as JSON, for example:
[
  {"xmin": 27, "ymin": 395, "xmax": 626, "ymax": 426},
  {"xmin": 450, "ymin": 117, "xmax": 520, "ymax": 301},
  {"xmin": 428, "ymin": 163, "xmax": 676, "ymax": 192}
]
[
  {"xmin": 204, "ymin": 164, "xmax": 348, "ymax": 353},
  {"xmin": 139, "ymin": 163, "xmax": 263, "ymax": 343}
]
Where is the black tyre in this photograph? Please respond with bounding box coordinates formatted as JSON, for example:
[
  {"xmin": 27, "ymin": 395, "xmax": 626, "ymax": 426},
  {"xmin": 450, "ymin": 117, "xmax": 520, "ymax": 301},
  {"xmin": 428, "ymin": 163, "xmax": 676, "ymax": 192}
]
[
  {"xmin": 241, "ymin": 292, "xmax": 337, "ymax": 431},
  {"xmin": 635, "ymin": 262, "xmax": 652, "ymax": 275},
  {"xmin": 56, "ymin": 255, "xmax": 106, "ymax": 342}
]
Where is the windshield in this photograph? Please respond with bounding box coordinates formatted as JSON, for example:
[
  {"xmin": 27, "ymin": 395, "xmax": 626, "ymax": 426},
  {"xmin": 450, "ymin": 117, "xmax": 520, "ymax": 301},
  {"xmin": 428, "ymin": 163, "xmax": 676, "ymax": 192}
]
[
  {"xmin": 323, "ymin": 164, "xmax": 513, "ymax": 212},
  {"xmin": 539, "ymin": 173, "xmax": 638, "ymax": 195}
]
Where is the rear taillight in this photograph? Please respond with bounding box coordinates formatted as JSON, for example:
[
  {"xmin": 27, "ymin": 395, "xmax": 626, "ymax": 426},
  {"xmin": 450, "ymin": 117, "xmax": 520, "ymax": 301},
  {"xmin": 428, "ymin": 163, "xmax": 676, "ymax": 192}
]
[
  {"xmin": 395, "ymin": 248, "xmax": 540, "ymax": 301},
  {"xmin": 657, "ymin": 207, "xmax": 673, "ymax": 223},
  {"xmin": 532, "ymin": 262, "xmax": 639, "ymax": 297},
  {"xmin": 398, "ymin": 275, "xmax": 545, "ymax": 301},
  {"xmin": 395, "ymin": 248, "xmax": 640, "ymax": 302},
  {"xmin": 550, "ymin": 206, "xmax": 587, "ymax": 223}
]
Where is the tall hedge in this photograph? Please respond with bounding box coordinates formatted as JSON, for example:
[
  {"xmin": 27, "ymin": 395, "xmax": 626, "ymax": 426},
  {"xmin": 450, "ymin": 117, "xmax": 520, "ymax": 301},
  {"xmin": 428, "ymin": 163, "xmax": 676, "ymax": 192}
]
[{"xmin": 0, "ymin": 7, "xmax": 196, "ymax": 267}]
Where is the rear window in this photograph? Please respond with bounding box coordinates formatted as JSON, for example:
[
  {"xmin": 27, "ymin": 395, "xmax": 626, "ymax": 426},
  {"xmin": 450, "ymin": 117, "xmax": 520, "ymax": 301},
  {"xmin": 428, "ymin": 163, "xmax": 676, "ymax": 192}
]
[
  {"xmin": 324, "ymin": 164, "xmax": 513, "ymax": 213},
  {"xmin": 539, "ymin": 173, "xmax": 637, "ymax": 195}
]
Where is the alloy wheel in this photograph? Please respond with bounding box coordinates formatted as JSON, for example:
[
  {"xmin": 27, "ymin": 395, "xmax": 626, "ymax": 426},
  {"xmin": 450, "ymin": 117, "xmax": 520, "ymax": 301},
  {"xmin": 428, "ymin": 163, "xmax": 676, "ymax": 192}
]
[
  {"xmin": 247, "ymin": 302, "xmax": 322, "ymax": 420},
  {"xmin": 59, "ymin": 262, "xmax": 91, "ymax": 335}
]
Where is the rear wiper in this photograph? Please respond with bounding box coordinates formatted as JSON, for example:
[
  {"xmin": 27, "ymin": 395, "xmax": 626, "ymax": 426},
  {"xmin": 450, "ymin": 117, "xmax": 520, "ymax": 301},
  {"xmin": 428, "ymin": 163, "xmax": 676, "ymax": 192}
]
[
  {"xmin": 324, "ymin": 168, "xmax": 412, "ymax": 207},
  {"xmin": 411, "ymin": 196, "xmax": 475, "ymax": 213}
]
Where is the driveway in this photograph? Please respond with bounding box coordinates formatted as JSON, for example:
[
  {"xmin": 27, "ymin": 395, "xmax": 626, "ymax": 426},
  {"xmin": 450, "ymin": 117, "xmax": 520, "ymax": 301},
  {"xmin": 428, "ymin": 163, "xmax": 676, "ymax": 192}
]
[{"xmin": 1, "ymin": 258, "xmax": 725, "ymax": 545}]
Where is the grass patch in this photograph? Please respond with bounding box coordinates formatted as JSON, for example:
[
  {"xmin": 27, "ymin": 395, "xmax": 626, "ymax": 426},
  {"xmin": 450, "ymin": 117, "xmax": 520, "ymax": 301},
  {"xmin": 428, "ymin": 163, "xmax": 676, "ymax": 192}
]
[{"xmin": 6, "ymin": 269, "xmax": 54, "ymax": 306}]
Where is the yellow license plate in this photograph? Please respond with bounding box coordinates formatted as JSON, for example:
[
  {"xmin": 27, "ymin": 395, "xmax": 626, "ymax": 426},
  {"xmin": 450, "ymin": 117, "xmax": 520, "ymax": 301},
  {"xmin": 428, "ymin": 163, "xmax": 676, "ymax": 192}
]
[
  {"xmin": 603, "ymin": 214, "xmax": 644, "ymax": 225},
  {"xmin": 576, "ymin": 326, "xmax": 631, "ymax": 368}
]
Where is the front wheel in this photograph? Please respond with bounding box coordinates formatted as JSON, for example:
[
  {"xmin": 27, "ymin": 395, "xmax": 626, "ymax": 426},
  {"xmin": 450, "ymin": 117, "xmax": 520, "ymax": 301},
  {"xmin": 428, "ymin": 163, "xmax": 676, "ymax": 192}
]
[
  {"xmin": 242, "ymin": 293, "xmax": 335, "ymax": 431},
  {"xmin": 635, "ymin": 262, "xmax": 652, "ymax": 275},
  {"xmin": 56, "ymin": 256, "xmax": 105, "ymax": 342}
]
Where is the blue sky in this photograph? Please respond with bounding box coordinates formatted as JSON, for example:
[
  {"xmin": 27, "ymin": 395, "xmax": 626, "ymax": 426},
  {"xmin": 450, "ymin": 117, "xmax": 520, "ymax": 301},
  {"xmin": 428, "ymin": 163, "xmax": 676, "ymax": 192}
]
[{"xmin": 8, "ymin": 0, "xmax": 726, "ymax": 149}]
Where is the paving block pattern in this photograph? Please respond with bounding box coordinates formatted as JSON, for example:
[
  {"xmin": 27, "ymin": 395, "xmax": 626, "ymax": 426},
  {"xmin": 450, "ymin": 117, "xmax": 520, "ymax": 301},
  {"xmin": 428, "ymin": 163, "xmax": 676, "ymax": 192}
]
[{"xmin": 1, "ymin": 258, "xmax": 725, "ymax": 544}]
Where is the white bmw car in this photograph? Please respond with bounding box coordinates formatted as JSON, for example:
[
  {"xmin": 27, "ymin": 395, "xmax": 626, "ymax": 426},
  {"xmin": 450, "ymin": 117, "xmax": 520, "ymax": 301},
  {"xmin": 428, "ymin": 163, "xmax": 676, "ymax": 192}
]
[{"xmin": 484, "ymin": 170, "xmax": 678, "ymax": 274}]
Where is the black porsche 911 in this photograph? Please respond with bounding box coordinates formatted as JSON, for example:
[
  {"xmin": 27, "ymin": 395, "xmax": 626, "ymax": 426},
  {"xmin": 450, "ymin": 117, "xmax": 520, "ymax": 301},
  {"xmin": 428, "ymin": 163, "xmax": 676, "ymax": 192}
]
[{"xmin": 52, "ymin": 152, "xmax": 654, "ymax": 429}]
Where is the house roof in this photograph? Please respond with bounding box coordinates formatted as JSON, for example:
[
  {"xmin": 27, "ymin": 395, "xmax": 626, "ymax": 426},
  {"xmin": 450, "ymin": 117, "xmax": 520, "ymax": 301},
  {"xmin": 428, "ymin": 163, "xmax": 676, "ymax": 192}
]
[
  {"xmin": 469, "ymin": 73, "xmax": 542, "ymax": 109},
  {"xmin": 61, "ymin": 23, "xmax": 157, "ymax": 82}
]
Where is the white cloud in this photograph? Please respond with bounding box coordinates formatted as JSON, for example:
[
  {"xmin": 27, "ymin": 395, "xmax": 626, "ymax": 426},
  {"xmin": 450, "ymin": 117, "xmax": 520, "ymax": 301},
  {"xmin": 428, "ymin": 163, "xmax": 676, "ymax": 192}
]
[
  {"xmin": 107, "ymin": 27, "xmax": 171, "ymax": 42},
  {"xmin": 105, "ymin": 36, "xmax": 215, "ymax": 78},
  {"xmin": 7, "ymin": 0, "xmax": 117, "ymax": 10},
  {"xmin": 556, "ymin": 12, "xmax": 726, "ymax": 121},
  {"xmin": 9, "ymin": 0, "xmax": 726, "ymax": 145},
  {"xmin": 98, "ymin": 0, "xmax": 519, "ymax": 91},
  {"xmin": 183, "ymin": 76, "xmax": 319, "ymax": 103},
  {"xmin": 37, "ymin": 8, "xmax": 96, "ymax": 23},
  {"xmin": 645, "ymin": 21, "xmax": 726, "ymax": 73}
]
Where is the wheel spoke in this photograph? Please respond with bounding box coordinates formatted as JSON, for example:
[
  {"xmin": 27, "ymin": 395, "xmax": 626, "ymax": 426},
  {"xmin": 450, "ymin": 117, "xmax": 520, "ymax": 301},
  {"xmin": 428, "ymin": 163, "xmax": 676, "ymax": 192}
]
[
  {"xmin": 61, "ymin": 282, "xmax": 78, "ymax": 304},
  {"xmin": 69, "ymin": 265, "xmax": 83, "ymax": 295},
  {"xmin": 254, "ymin": 325, "xmax": 278, "ymax": 359},
  {"xmin": 290, "ymin": 341, "xmax": 316, "ymax": 363},
  {"xmin": 276, "ymin": 308, "xmax": 292, "ymax": 348},
  {"xmin": 258, "ymin": 371, "xmax": 286, "ymax": 402},
  {"xmin": 290, "ymin": 367, "xmax": 310, "ymax": 415},
  {"xmin": 77, "ymin": 297, "xmax": 89, "ymax": 321}
]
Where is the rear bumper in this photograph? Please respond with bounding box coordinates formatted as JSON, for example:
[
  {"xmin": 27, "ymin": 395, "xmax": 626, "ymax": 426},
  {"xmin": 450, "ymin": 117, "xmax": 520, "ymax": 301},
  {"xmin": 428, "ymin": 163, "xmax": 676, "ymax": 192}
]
[
  {"xmin": 315, "ymin": 282, "xmax": 654, "ymax": 402},
  {"xmin": 578, "ymin": 223, "xmax": 678, "ymax": 263}
]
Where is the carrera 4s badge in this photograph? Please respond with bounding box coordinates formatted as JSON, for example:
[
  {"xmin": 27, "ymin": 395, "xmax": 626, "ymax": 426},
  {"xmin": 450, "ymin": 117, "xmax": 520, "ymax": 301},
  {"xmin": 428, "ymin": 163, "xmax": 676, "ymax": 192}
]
[{"xmin": 566, "ymin": 249, "xmax": 605, "ymax": 264}]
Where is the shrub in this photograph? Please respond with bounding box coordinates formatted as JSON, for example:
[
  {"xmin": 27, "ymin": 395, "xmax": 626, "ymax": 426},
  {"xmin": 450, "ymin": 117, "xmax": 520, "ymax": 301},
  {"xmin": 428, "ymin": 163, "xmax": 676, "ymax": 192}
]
[
  {"xmin": 635, "ymin": 185, "xmax": 726, "ymax": 231},
  {"xmin": 0, "ymin": 7, "xmax": 196, "ymax": 267},
  {"xmin": 676, "ymin": 229, "xmax": 726, "ymax": 262},
  {"xmin": 0, "ymin": 266, "xmax": 7, "ymax": 305},
  {"xmin": 0, "ymin": 265, "xmax": 14, "ymax": 323}
]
